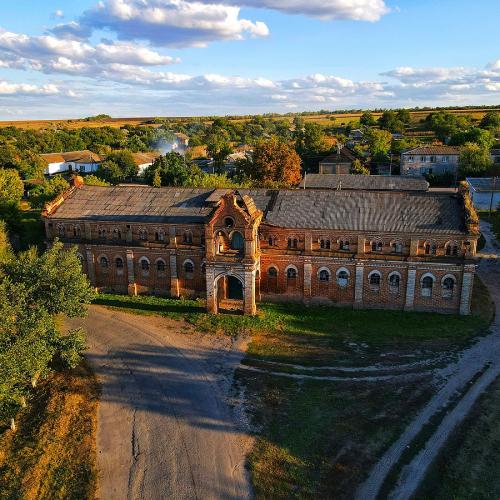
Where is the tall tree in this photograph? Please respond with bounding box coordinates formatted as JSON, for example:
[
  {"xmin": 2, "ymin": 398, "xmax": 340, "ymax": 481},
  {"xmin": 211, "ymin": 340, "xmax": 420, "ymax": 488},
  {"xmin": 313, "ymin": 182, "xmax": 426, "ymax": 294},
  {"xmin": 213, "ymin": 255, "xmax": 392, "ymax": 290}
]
[
  {"xmin": 365, "ymin": 128, "xmax": 392, "ymax": 162},
  {"xmin": 458, "ymin": 142, "xmax": 493, "ymax": 178},
  {"xmin": 239, "ymin": 136, "xmax": 301, "ymax": 187},
  {"xmin": 479, "ymin": 111, "xmax": 500, "ymax": 132},
  {"xmin": 360, "ymin": 111, "xmax": 377, "ymax": 127}
]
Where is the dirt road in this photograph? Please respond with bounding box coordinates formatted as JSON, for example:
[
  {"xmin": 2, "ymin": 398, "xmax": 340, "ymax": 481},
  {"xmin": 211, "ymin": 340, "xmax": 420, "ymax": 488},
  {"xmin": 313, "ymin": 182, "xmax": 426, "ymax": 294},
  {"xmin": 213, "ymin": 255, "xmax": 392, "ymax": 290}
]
[{"xmin": 67, "ymin": 307, "xmax": 252, "ymax": 500}]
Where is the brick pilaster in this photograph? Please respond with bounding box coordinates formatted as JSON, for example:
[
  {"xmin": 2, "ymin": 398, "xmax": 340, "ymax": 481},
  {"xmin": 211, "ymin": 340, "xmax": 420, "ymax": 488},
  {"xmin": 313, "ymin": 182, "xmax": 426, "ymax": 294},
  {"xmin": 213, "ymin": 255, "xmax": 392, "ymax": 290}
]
[
  {"xmin": 169, "ymin": 253, "xmax": 179, "ymax": 297},
  {"xmin": 303, "ymin": 260, "xmax": 312, "ymax": 301},
  {"xmin": 405, "ymin": 266, "xmax": 417, "ymax": 310},
  {"xmin": 354, "ymin": 263, "xmax": 364, "ymax": 306},
  {"xmin": 243, "ymin": 269, "xmax": 256, "ymax": 315},
  {"xmin": 126, "ymin": 249, "xmax": 136, "ymax": 296},
  {"xmin": 459, "ymin": 265, "xmax": 475, "ymax": 315},
  {"xmin": 85, "ymin": 246, "xmax": 95, "ymax": 286}
]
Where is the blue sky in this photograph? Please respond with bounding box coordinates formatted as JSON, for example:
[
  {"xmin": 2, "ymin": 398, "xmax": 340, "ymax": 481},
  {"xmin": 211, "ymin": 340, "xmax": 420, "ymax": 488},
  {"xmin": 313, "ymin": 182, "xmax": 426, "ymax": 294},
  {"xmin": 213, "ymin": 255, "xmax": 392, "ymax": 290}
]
[{"xmin": 0, "ymin": 0, "xmax": 499, "ymax": 119}]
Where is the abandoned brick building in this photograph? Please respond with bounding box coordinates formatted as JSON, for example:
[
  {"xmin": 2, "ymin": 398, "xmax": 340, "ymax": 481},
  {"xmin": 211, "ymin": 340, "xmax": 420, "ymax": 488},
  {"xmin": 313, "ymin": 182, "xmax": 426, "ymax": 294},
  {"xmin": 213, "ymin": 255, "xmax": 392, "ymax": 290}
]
[{"xmin": 42, "ymin": 177, "xmax": 479, "ymax": 315}]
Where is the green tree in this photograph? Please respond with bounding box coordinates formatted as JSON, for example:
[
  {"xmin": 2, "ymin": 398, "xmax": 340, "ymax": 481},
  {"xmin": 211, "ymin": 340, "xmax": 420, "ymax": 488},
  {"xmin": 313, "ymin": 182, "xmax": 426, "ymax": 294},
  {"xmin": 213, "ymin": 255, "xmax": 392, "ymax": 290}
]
[
  {"xmin": 350, "ymin": 159, "xmax": 370, "ymax": 175},
  {"xmin": 458, "ymin": 142, "xmax": 493, "ymax": 178},
  {"xmin": 378, "ymin": 111, "xmax": 404, "ymax": 133},
  {"xmin": 83, "ymin": 174, "xmax": 110, "ymax": 186},
  {"xmin": 206, "ymin": 133, "xmax": 233, "ymax": 174},
  {"xmin": 29, "ymin": 176, "xmax": 70, "ymax": 209},
  {"xmin": 0, "ymin": 237, "xmax": 94, "ymax": 424},
  {"xmin": 0, "ymin": 168, "xmax": 24, "ymax": 206},
  {"xmin": 450, "ymin": 127, "xmax": 495, "ymax": 149},
  {"xmin": 144, "ymin": 152, "xmax": 201, "ymax": 187},
  {"xmin": 479, "ymin": 111, "xmax": 500, "ymax": 132},
  {"xmin": 366, "ymin": 128, "xmax": 392, "ymax": 162},
  {"xmin": 425, "ymin": 111, "xmax": 471, "ymax": 142},
  {"xmin": 360, "ymin": 111, "xmax": 377, "ymax": 126},
  {"xmin": 102, "ymin": 150, "xmax": 138, "ymax": 181},
  {"xmin": 152, "ymin": 168, "xmax": 162, "ymax": 188}
]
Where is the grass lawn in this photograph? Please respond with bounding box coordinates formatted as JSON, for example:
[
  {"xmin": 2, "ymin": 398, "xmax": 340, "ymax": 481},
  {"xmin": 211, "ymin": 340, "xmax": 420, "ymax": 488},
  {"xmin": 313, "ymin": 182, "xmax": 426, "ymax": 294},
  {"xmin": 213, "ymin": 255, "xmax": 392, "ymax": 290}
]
[
  {"xmin": 16, "ymin": 207, "xmax": 45, "ymax": 251},
  {"xmin": 95, "ymin": 280, "xmax": 492, "ymax": 366},
  {"xmin": 416, "ymin": 374, "xmax": 500, "ymax": 500},
  {"xmin": 0, "ymin": 362, "xmax": 99, "ymax": 500},
  {"xmin": 239, "ymin": 373, "xmax": 434, "ymax": 499},
  {"xmin": 94, "ymin": 284, "xmax": 494, "ymax": 498}
]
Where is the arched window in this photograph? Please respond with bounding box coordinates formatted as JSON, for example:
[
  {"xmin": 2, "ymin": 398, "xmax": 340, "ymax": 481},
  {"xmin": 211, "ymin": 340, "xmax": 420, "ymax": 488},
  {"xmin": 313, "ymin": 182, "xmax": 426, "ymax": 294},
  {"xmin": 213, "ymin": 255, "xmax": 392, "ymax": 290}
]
[
  {"xmin": 319, "ymin": 269, "xmax": 330, "ymax": 282},
  {"xmin": 320, "ymin": 239, "xmax": 331, "ymax": 250},
  {"xmin": 286, "ymin": 267, "xmax": 297, "ymax": 279},
  {"xmin": 140, "ymin": 258, "xmax": 150, "ymax": 271},
  {"xmin": 287, "ymin": 238, "xmax": 298, "ymax": 249},
  {"xmin": 183, "ymin": 231, "xmax": 193, "ymax": 244},
  {"xmin": 76, "ymin": 253, "xmax": 84, "ymax": 265},
  {"xmin": 371, "ymin": 241, "xmax": 383, "ymax": 252},
  {"xmin": 155, "ymin": 230, "xmax": 165, "ymax": 242},
  {"xmin": 57, "ymin": 224, "xmax": 66, "ymax": 237},
  {"xmin": 156, "ymin": 260, "xmax": 166, "ymax": 272},
  {"xmin": 336, "ymin": 268, "xmax": 349, "ymax": 287},
  {"xmin": 424, "ymin": 242, "xmax": 437, "ymax": 255},
  {"xmin": 268, "ymin": 235, "xmax": 277, "ymax": 247},
  {"xmin": 442, "ymin": 275, "xmax": 456, "ymax": 298},
  {"xmin": 421, "ymin": 274, "xmax": 435, "ymax": 297},
  {"xmin": 339, "ymin": 240, "xmax": 349, "ymax": 251},
  {"xmin": 113, "ymin": 228, "xmax": 122, "ymax": 239},
  {"xmin": 184, "ymin": 260, "xmax": 194, "ymax": 279},
  {"xmin": 369, "ymin": 271, "xmax": 381, "ymax": 290},
  {"xmin": 98, "ymin": 227, "xmax": 106, "ymax": 238},
  {"xmin": 115, "ymin": 257, "xmax": 124, "ymax": 269},
  {"xmin": 392, "ymin": 242, "xmax": 403, "ymax": 254},
  {"xmin": 224, "ymin": 217, "xmax": 234, "ymax": 228},
  {"xmin": 268, "ymin": 266, "xmax": 278, "ymax": 277},
  {"xmin": 230, "ymin": 231, "xmax": 244, "ymax": 251},
  {"xmin": 389, "ymin": 272, "xmax": 401, "ymax": 293},
  {"xmin": 445, "ymin": 243, "xmax": 459, "ymax": 256},
  {"xmin": 99, "ymin": 256, "xmax": 108, "ymax": 268},
  {"xmin": 139, "ymin": 229, "xmax": 148, "ymax": 241}
]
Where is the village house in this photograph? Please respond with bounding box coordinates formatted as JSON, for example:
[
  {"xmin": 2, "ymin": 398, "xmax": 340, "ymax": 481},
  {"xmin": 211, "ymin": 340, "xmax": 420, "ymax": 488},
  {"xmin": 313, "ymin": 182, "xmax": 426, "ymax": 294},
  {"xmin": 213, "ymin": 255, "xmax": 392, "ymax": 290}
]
[
  {"xmin": 41, "ymin": 150, "xmax": 103, "ymax": 175},
  {"xmin": 42, "ymin": 177, "xmax": 479, "ymax": 316},
  {"xmin": 318, "ymin": 146, "xmax": 357, "ymax": 174},
  {"xmin": 131, "ymin": 151, "xmax": 161, "ymax": 175},
  {"xmin": 401, "ymin": 146, "xmax": 460, "ymax": 176}
]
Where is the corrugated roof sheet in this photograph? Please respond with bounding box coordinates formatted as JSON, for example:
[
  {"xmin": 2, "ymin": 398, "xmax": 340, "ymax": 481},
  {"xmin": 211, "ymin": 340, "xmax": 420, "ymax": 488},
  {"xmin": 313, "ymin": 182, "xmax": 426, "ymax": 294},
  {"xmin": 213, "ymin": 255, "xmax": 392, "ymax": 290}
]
[
  {"xmin": 403, "ymin": 146, "xmax": 460, "ymax": 155},
  {"xmin": 298, "ymin": 174, "xmax": 429, "ymax": 191},
  {"xmin": 47, "ymin": 185, "xmax": 466, "ymax": 234},
  {"xmin": 40, "ymin": 150, "xmax": 102, "ymax": 164}
]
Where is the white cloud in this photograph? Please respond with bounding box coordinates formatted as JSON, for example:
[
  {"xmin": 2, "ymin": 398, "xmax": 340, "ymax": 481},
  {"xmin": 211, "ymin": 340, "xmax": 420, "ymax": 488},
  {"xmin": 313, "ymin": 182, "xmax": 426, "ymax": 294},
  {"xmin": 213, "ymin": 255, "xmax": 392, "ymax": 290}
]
[
  {"xmin": 221, "ymin": 0, "xmax": 389, "ymax": 21},
  {"xmin": 53, "ymin": 9, "xmax": 64, "ymax": 18},
  {"xmin": 0, "ymin": 29, "xmax": 178, "ymax": 81},
  {"xmin": 0, "ymin": 81, "xmax": 60, "ymax": 95},
  {"xmin": 54, "ymin": 0, "xmax": 269, "ymax": 48}
]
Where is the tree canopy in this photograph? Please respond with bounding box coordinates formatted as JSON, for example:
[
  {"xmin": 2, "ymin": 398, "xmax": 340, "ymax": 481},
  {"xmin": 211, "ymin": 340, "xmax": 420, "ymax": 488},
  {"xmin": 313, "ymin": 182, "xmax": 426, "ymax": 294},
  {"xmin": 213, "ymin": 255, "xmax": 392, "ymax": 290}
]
[
  {"xmin": 458, "ymin": 142, "xmax": 493, "ymax": 178},
  {"xmin": 0, "ymin": 232, "xmax": 94, "ymax": 424},
  {"xmin": 29, "ymin": 176, "xmax": 70, "ymax": 209},
  {"xmin": 238, "ymin": 136, "xmax": 301, "ymax": 187}
]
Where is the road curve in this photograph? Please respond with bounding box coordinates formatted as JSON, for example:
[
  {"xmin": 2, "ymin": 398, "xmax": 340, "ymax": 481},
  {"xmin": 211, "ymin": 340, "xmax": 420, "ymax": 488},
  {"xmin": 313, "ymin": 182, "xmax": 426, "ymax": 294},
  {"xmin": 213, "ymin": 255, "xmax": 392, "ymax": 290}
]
[{"xmin": 67, "ymin": 307, "xmax": 252, "ymax": 500}]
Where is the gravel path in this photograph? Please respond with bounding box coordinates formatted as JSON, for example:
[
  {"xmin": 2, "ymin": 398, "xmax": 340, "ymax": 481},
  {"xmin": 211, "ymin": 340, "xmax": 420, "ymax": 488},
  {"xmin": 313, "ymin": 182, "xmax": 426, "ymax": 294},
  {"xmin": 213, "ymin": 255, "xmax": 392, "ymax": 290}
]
[
  {"xmin": 67, "ymin": 307, "xmax": 252, "ymax": 500},
  {"xmin": 356, "ymin": 221, "xmax": 500, "ymax": 500}
]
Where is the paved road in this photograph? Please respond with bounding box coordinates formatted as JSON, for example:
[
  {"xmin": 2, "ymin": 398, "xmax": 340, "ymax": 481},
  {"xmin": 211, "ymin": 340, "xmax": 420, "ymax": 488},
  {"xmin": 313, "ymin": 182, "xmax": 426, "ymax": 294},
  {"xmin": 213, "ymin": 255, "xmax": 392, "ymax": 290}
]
[
  {"xmin": 356, "ymin": 222, "xmax": 500, "ymax": 500},
  {"xmin": 67, "ymin": 307, "xmax": 251, "ymax": 500}
]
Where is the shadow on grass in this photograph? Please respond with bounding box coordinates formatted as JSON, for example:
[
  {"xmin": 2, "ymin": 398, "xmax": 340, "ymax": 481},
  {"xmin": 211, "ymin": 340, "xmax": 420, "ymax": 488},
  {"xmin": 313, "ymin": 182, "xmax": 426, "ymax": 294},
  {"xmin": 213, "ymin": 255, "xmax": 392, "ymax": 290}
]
[{"xmin": 93, "ymin": 295, "xmax": 205, "ymax": 315}]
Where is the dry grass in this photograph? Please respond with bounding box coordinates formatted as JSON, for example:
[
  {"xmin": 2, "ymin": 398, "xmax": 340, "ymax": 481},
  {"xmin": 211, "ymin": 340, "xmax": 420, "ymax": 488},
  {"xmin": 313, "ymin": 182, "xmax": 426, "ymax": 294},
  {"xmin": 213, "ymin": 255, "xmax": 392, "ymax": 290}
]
[
  {"xmin": 0, "ymin": 362, "xmax": 100, "ymax": 500},
  {"xmin": 1, "ymin": 108, "xmax": 495, "ymax": 130}
]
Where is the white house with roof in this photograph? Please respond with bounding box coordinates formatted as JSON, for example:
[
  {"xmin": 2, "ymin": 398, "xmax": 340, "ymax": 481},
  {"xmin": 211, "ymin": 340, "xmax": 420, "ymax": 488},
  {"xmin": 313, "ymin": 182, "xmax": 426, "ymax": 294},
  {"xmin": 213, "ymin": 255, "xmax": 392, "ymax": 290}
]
[
  {"xmin": 401, "ymin": 145, "xmax": 461, "ymax": 176},
  {"xmin": 41, "ymin": 150, "xmax": 103, "ymax": 175}
]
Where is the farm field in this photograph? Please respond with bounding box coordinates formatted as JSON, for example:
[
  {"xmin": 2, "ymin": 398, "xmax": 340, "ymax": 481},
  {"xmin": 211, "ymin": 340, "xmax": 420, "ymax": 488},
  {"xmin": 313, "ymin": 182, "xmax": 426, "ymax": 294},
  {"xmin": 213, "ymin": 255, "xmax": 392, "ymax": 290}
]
[{"xmin": 0, "ymin": 107, "xmax": 497, "ymax": 131}]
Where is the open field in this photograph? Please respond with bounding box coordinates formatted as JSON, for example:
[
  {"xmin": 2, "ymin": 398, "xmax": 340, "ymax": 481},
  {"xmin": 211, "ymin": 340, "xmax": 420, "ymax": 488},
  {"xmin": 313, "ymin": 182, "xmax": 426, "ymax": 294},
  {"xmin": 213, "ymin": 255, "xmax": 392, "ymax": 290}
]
[
  {"xmin": 0, "ymin": 107, "xmax": 497, "ymax": 130},
  {"xmin": 417, "ymin": 374, "xmax": 500, "ymax": 500},
  {"xmin": 93, "ymin": 284, "xmax": 494, "ymax": 498},
  {"xmin": 0, "ymin": 362, "xmax": 99, "ymax": 500}
]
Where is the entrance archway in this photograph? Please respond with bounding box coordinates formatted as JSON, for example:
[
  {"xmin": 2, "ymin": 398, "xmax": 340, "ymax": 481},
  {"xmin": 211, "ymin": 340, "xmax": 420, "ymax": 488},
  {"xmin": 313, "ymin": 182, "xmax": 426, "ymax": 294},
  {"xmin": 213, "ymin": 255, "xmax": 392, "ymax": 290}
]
[{"xmin": 215, "ymin": 274, "xmax": 244, "ymax": 314}]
